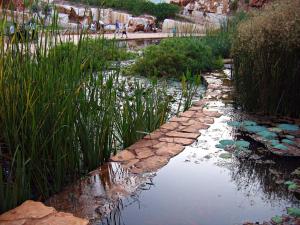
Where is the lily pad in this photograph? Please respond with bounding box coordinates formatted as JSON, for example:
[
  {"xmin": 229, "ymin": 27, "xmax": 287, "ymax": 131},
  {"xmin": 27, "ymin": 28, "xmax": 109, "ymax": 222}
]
[
  {"xmin": 273, "ymin": 144, "xmax": 288, "ymax": 151},
  {"xmin": 219, "ymin": 153, "xmax": 232, "ymax": 159},
  {"xmin": 269, "ymin": 139, "xmax": 280, "ymax": 146},
  {"xmin": 215, "ymin": 144, "xmax": 225, "ymax": 149},
  {"xmin": 287, "ymin": 207, "xmax": 300, "ymax": 217},
  {"xmin": 244, "ymin": 125, "xmax": 268, "ymax": 133},
  {"xmin": 257, "ymin": 130, "xmax": 277, "ymax": 140},
  {"xmin": 227, "ymin": 121, "xmax": 241, "ymax": 127},
  {"xmin": 277, "ymin": 124, "xmax": 299, "ymax": 131},
  {"xmin": 291, "ymin": 168, "xmax": 300, "ymax": 177},
  {"xmin": 286, "ymin": 135, "xmax": 295, "ymax": 139},
  {"xmin": 282, "ymin": 139, "xmax": 295, "ymax": 145},
  {"xmin": 219, "ymin": 139, "xmax": 235, "ymax": 146},
  {"xmin": 271, "ymin": 215, "xmax": 283, "ymax": 224},
  {"xmin": 284, "ymin": 181, "xmax": 298, "ymax": 191},
  {"xmin": 269, "ymin": 127, "xmax": 282, "ymax": 133},
  {"xmin": 242, "ymin": 120, "xmax": 257, "ymax": 126},
  {"xmin": 235, "ymin": 140, "xmax": 250, "ymax": 149}
]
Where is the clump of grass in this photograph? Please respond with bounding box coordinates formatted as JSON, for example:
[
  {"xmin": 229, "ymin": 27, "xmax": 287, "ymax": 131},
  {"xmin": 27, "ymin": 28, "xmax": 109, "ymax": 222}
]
[{"xmin": 232, "ymin": 0, "xmax": 300, "ymax": 117}]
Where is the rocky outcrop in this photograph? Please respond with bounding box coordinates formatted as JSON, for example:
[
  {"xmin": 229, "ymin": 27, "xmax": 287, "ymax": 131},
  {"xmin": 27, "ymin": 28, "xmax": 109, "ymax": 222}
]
[{"xmin": 0, "ymin": 200, "xmax": 88, "ymax": 225}]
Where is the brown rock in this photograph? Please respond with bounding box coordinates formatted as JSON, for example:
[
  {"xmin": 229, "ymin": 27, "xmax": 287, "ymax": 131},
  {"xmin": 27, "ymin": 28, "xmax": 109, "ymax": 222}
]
[
  {"xmin": 144, "ymin": 130, "xmax": 165, "ymax": 140},
  {"xmin": 155, "ymin": 143, "xmax": 184, "ymax": 157},
  {"xmin": 179, "ymin": 111, "xmax": 196, "ymax": 118},
  {"xmin": 0, "ymin": 201, "xmax": 56, "ymax": 221},
  {"xmin": 165, "ymin": 131, "xmax": 200, "ymax": 139},
  {"xmin": 197, "ymin": 117, "xmax": 214, "ymax": 124},
  {"xmin": 122, "ymin": 159, "xmax": 140, "ymax": 169},
  {"xmin": 188, "ymin": 106, "xmax": 203, "ymax": 111},
  {"xmin": 169, "ymin": 116, "xmax": 190, "ymax": 122},
  {"xmin": 110, "ymin": 150, "xmax": 136, "ymax": 162},
  {"xmin": 29, "ymin": 212, "xmax": 89, "ymax": 225},
  {"xmin": 135, "ymin": 156, "xmax": 170, "ymax": 172},
  {"xmin": 160, "ymin": 122, "xmax": 179, "ymax": 130},
  {"xmin": 203, "ymin": 110, "xmax": 222, "ymax": 118},
  {"xmin": 127, "ymin": 139, "xmax": 159, "ymax": 150},
  {"xmin": 159, "ymin": 137, "xmax": 195, "ymax": 145},
  {"xmin": 134, "ymin": 147, "xmax": 155, "ymax": 159}
]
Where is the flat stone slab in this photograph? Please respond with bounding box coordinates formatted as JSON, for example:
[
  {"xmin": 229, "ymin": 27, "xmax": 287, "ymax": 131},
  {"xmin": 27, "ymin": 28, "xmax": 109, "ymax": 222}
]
[
  {"xmin": 127, "ymin": 139, "xmax": 159, "ymax": 150},
  {"xmin": 134, "ymin": 147, "xmax": 155, "ymax": 159},
  {"xmin": 159, "ymin": 137, "xmax": 195, "ymax": 146},
  {"xmin": 135, "ymin": 156, "xmax": 170, "ymax": 173},
  {"xmin": 160, "ymin": 122, "xmax": 180, "ymax": 130},
  {"xmin": 165, "ymin": 131, "xmax": 200, "ymax": 139},
  {"xmin": 169, "ymin": 116, "xmax": 190, "ymax": 122},
  {"xmin": 0, "ymin": 201, "xmax": 88, "ymax": 225},
  {"xmin": 155, "ymin": 143, "xmax": 185, "ymax": 157},
  {"xmin": 110, "ymin": 150, "xmax": 136, "ymax": 162}
]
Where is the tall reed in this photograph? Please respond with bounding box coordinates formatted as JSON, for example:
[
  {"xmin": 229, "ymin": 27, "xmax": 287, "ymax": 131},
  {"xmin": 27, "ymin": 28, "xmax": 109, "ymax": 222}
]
[{"xmin": 232, "ymin": 0, "xmax": 300, "ymax": 117}]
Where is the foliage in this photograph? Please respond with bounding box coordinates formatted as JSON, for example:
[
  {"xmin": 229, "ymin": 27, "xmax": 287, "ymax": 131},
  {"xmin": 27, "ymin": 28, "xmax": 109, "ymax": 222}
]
[
  {"xmin": 129, "ymin": 37, "xmax": 223, "ymax": 78},
  {"xmin": 232, "ymin": 0, "xmax": 300, "ymax": 117},
  {"xmin": 69, "ymin": 0, "xmax": 180, "ymax": 22}
]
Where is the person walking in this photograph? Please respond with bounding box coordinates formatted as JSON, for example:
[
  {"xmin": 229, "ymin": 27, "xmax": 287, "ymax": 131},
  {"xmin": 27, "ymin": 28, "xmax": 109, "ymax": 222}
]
[
  {"xmin": 121, "ymin": 24, "xmax": 128, "ymax": 39},
  {"xmin": 115, "ymin": 20, "xmax": 120, "ymax": 36}
]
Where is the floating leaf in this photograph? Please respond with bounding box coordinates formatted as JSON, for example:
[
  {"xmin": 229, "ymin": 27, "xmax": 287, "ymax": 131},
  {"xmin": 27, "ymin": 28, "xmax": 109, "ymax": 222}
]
[
  {"xmin": 219, "ymin": 139, "xmax": 235, "ymax": 146},
  {"xmin": 257, "ymin": 130, "xmax": 277, "ymax": 140},
  {"xmin": 244, "ymin": 125, "xmax": 267, "ymax": 133},
  {"xmin": 287, "ymin": 207, "xmax": 300, "ymax": 217},
  {"xmin": 242, "ymin": 120, "xmax": 257, "ymax": 126},
  {"xmin": 219, "ymin": 153, "xmax": 232, "ymax": 159},
  {"xmin": 282, "ymin": 139, "xmax": 295, "ymax": 145},
  {"xmin": 273, "ymin": 144, "xmax": 288, "ymax": 151},
  {"xmin": 235, "ymin": 140, "xmax": 250, "ymax": 149},
  {"xmin": 269, "ymin": 127, "xmax": 282, "ymax": 133},
  {"xmin": 271, "ymin": 215, "xmax": 283, "ymax": 224},
  {"xmin": 277, "ymin": 124, "xmax": 299, "ymax": 131},
  {"xmin": 227, "ymin": 121, "xmax": 241, "ymax": 127},
  {"xmin": 215, "ymin": 144, "xmax": 225, "ymax": 149},
  {"xmin": 269, "ymin": 139, "xmax": 280, "ymax": 146},
  {"xmin": 285, "ymin": 135, "xmax": 295, "ymax": 139},
  {"xmin": 284, "ymin": 181, "xmax": 294, "ymax": 185},
  {"xmin": 288, "ymin": 183, "xmax": 298, "ymax": 191}
]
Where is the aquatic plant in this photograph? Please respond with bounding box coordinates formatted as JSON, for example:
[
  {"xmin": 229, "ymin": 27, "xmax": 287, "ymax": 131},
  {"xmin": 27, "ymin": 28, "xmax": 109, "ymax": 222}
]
[
  {"xmin": 0, "ymin": 12, "xmax": 196, "ymax": 212},
  {"xmin": 277, "ymin": 124, "xmax": 299, "ymax": 132},
  {"xmin": 287, "ymin": 207, "xmax": 300, "ymax": 217},
  {"xmin": 232, "ymin": 0, "xmax": 300, "ymax": 117}
]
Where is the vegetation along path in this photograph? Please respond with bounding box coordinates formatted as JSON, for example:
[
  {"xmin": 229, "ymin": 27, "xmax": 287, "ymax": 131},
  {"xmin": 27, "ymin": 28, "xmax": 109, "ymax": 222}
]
[{"xmin": 1, "ymin": 69, "xmax": 299, "ymax": 225}]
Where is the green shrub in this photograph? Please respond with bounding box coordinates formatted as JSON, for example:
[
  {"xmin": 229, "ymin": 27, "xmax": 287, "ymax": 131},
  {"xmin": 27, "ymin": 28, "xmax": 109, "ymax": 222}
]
[
  {"xmin": 232, "ymin": 0, "xmax": 300, "ymax": 117},
  {"xmin": 129, "ymin": 37, "xmax": 223, "ymax": 78}
]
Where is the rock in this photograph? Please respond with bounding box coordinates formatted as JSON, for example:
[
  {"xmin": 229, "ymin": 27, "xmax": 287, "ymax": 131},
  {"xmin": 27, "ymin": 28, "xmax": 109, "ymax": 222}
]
[
  {"xmin": 169, "ymin": 116, "xmax": 190, "ymax": 122},
  {"xmin": 155, "ymin": 143, "xmax": 184, "ymax": 157},
  {"xmin": 143, "ymin": 130, "xmax": 165, "ymax": 140},
  {"xmin": 160, "ymin": 122, "xmax": 180, "ymax": 130},
  {"xmin": 179, "ymin": 110, "xmax": 196, "ymax": 118},
  {"xmin": 165, "ymin": 131, "xmax": 200, "ymax": 139},
  {"xmin": 30, "ymin": 212, "xmax": 89, "ymax": 225},
  {"xmin": 0, "ymin": 201, "xmax": 56, "ymax": 221},
  {"xmin": 135, "ymin": 156, "xmax": 169, "ymax": 172},
  {"xmin": 127, "ymin": 139, "xmax": 159, "ymax": 150},
  {"xmin": 134, "ymin": 147, "xmax": 154, "ymax": 159},
  {"xmin": 110, "ymin": 150, "xmax": 136, "ymax": 162},
  {"xmin": 0, "ymin": 201, "xmax": 88, "ymax": 225},
  {"xmin": 159, "ymin": 137, "xmax": 195, "ymax": 146}
]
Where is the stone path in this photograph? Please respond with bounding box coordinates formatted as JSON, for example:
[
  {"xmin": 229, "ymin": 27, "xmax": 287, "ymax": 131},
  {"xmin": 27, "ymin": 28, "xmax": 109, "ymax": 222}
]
[{"xmin": 0, "ymin": 72, "xmax": 231, "ymax": 224}]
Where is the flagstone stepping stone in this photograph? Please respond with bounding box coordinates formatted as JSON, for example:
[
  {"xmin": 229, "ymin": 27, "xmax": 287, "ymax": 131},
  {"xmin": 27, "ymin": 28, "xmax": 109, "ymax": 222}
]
[
  {"xmin": 155, "ymin": 143, "xmax": 185, "ymax": 157},
  {"xmin": 197, "ymin": 117, "xmax": 214, "ymax": 124},
  {"xmin": 0, "ymin": 201, "xmax": 88, "ymax": 225},
  {"xmin": 169, "ymin": 116, "xmax": 190, "ymax": 122},
  {"xmin": 203, "ymin": 110, "xmax": 222, "ymax": 118},
  {"xmin": 134, "ymin": 147, "xmax": 154, "ymax": 159},
  {"xmin": 122, "ymin": 159, "xmax": 140, "ymax": 169},
  {"xmin": 160, "ymin": 122, "xmax": 179, "ymax": 130},
  {"xmin": 135, "ymin": 156, "xmax": 170, "ymax": 172},
  {"xmin": 144, "ymin": 130, "xmax": 165, "ymax": 140},
  {"xmin": 165, "ymin": 131, "xmax": 200, "ymax": 139},
  {"xmin": 188, "ymin": 106, "xmax": 203, "ymax": 111},
  {"xmin": 127, "ymin": 139, "xmax": 159, "ymax": 150},
  {"xmin": 179, "ymin": 110, "xmax": 196, "ymax": 118},
  {"xmin": 110, "ymin": 150, "xmax": 136, "ymax": 162},
  {"xmin": 159, "ymin": 137, "xmax": 195, "ymax": 146}
]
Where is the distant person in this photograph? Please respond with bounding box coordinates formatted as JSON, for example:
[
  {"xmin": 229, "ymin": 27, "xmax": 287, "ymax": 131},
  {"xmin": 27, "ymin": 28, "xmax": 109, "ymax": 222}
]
[
  {"xmin": 121, "ymin": 24, "xmax": 128, "ymax": 38},
  {"xmin": 115, "ymin": 20, "xmax": 120, "ymax": 36},
  {"xmin": 90, "ymin": 22, "xmax": 96, "ymax": 33},
  {"xmin": 172, "ymin": 26, "xmax": 177, "ymax": 37}
]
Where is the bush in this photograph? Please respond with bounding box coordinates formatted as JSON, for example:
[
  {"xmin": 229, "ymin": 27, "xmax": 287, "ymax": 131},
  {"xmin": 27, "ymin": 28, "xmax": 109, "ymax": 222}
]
[{"xmin": 232, "ymin": 0, "xmax": 300, "ymax": 117}]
